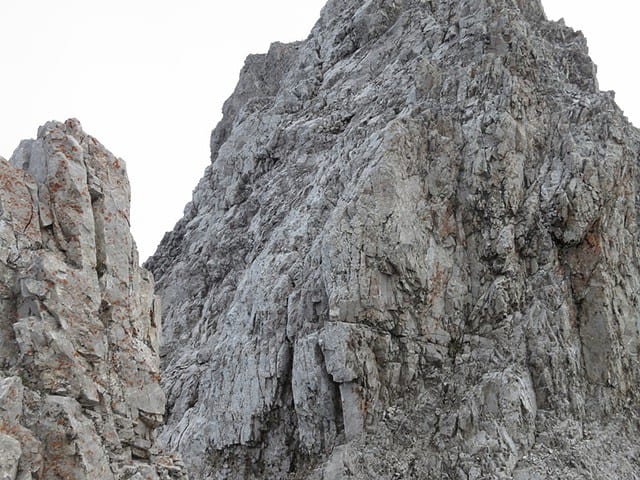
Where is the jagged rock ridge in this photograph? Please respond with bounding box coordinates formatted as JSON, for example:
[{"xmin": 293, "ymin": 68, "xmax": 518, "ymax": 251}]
[
  {"xmin": 148, "ymin": 0, "xmax": 640, "ymax": 478},
  {"xmin": 0, "ymin": 120, "xmax": 186, "ymax": 479}
]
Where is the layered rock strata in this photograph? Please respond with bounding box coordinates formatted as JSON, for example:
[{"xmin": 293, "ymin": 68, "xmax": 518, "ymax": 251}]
[
  {"xmin": 0, "ymin": 120, "xmax": 186, "ymax": 479},
  {"xmin": 148, "ymin": 0, "xmax": 640, "ymax": 478}
]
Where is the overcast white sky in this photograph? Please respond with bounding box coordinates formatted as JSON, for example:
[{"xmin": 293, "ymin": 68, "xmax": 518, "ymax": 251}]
[{"xmin": 1, "ymin": 1, "xmax": 638, "ymax": 260}]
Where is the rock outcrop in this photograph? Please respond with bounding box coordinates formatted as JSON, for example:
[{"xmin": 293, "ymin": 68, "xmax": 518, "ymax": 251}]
[
  {"xmin": 148, "ymin": 0, "xmax": 640, "ymax": 478},
  {"xmin": 0, "ymin": 120, "xmax": 186, "ymax": 479}
]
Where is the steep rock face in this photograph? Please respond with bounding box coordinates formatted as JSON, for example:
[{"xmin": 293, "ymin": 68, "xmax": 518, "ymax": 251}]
[
  {"xmin": 0, "ymin": 120, "xmax": 186, "ymax": 479},
  {"xmin": 148, "ymin": 0, "xmax": 640, "ymax": 478}
]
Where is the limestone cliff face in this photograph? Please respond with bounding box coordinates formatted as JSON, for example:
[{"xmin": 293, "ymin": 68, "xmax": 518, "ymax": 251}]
[
  {"xmin": 148, "ymin": 0, "xmax": 640, "ymax": 478},
  {"xmin": 0, "ymin": 120, "xmax": 186, "ymax": 479}
]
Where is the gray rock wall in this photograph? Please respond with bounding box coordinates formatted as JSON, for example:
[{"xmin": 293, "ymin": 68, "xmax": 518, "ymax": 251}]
[
  {"xmin": 0, "ymin": 120, "xmax": 186, "ymax": 479},
  {"xmin": 148, "ymin": 1, "xmax": 640, "ymax": 478}
]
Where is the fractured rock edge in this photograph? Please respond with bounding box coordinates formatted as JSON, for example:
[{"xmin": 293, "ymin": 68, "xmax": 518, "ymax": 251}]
[{"xmin": 0, "ymin": 119, "xmax": 186, "ymax": 479}]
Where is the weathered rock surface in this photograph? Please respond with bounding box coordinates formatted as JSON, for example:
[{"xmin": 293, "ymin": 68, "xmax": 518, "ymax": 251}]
[
  {"xmin": 0, "ymin": 120, "xmax": 186, "ymax": 479},
  {"xmin": 148, "ymin": 0, "xmax": 640, "ymax": 478}
]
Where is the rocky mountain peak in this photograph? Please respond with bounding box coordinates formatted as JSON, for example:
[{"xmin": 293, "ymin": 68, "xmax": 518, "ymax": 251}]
[
  {"xmin": 1, "ymin": 0, "xmax": 639, "ymax": 479},
  {"xmin": 148, "ymin": 0, "xmax": 640, "ymax": 478},
  {"xmin": 0, "ymin": 120, "xmax": 186, "ymax": 479}
]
